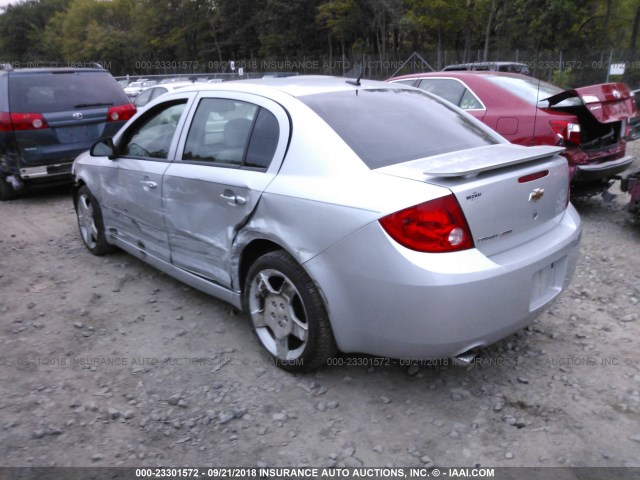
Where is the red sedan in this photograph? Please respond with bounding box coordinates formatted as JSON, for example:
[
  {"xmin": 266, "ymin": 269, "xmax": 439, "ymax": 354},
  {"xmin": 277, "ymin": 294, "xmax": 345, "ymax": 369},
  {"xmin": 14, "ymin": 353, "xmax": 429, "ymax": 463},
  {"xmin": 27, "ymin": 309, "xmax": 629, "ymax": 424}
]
[{"xmin": 388, "ymin": 72, "xmax": 636, "ymax": 195}]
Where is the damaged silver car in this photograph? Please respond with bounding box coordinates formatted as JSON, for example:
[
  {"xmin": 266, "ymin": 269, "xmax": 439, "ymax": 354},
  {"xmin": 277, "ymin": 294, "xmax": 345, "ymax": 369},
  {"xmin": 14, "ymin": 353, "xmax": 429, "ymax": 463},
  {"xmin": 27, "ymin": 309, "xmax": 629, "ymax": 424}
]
[{"xmin": 72, "ymin": 76, "xmax": 582, "ymax": 372}]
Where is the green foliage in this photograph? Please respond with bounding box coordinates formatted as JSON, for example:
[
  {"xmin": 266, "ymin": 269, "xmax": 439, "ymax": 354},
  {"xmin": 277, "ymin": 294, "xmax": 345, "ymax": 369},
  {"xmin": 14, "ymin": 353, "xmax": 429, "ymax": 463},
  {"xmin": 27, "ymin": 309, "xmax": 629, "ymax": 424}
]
[{"xmin": 0, "ymin": 0, "xmax": 639, "ymax": 81}]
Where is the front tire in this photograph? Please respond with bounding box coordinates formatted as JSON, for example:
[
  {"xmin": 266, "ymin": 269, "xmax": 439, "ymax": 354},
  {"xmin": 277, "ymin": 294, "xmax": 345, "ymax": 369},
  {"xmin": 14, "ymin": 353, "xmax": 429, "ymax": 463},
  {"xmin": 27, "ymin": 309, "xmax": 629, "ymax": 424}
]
[
  {"xmin": 75, "ymin": 185, "xmax": 116, "ymax": 255},
  {"xmin": 243, "ymin": 250, "xmax": 337, "ymax": 372}
]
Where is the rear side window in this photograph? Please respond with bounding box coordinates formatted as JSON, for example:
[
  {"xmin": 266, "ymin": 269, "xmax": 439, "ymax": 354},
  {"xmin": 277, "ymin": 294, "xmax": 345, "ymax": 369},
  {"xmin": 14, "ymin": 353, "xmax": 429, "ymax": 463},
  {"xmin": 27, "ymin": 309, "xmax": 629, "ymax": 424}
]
[
  {"xmin": 301, "ymin": 88, "xmax": 497, "ymax": 169},
  {"xmin": 246, "ymin": 109, "xmax": 279, "ymax": 169},
  {"xmin": 417, "ymin": 78, "xmax": 483, "ymax": 110},
  {"xmin": 182, "ymin": 98, "xmax": 279, "ymax": 170},
  {"xmin": 418, "ymin": 78, "xmax": 465, "ymax": 105},
  {"xmin": 8, "ymin": 71, "xmax": 130, "ymax": 113},
  {"xmin": 392, "ymin": 79, "xmax": 417, "ymax": 86}
]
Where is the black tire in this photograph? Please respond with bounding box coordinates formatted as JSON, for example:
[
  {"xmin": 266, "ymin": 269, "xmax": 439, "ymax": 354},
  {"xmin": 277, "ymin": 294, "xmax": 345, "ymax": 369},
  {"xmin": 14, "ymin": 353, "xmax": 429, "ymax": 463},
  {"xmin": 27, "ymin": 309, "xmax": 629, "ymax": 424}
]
[
  {"xmin": 243, "ymin": 250, "xmax": 338, "ymax": 372},
  {"xmin": 0, "ymin": 176, "xmax": 19, "ymax": 201},
  {"xmin": 74, "ymin": 185, "xmax": 116, "ymax": 255}
]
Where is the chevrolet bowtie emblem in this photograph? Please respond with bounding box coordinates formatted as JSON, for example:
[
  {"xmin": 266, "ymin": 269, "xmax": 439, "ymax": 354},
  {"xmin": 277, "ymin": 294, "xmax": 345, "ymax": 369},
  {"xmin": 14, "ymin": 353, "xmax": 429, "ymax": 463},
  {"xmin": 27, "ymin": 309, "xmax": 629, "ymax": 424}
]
[{"xmin": 529, "ymin": 188, "xmax": 545, "ymax": 202}]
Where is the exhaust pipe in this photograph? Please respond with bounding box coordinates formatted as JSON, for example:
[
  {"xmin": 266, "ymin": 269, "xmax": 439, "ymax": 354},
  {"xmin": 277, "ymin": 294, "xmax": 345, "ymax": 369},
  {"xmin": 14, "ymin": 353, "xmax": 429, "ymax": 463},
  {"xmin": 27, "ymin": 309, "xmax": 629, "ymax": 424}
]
[{"xmin": 453, "ymin": 350, "xmax": 478, "ymax": 366}]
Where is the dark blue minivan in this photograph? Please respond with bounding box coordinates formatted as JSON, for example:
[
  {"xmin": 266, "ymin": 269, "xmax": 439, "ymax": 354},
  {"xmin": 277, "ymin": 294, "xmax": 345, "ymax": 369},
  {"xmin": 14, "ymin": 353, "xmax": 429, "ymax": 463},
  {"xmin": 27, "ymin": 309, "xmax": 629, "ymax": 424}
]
[{"xmin": 0, "ymin": 65, "xmax": 135, "ymax": 200}]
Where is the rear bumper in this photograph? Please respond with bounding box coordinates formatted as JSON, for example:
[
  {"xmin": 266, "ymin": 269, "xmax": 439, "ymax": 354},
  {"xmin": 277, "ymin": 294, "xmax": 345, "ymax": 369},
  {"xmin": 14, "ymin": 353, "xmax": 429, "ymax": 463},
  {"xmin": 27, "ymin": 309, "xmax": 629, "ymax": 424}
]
[
  {"xmin": 572, "ymin": 155, "xmax": 634, "ymax": 183},
  {"xmin": 19, "ymin": 162, "xmax": 73, "ymax": 180},
  {"xmin": 305, "ymin": 206, "xmax": 581, "ymax": 359}
]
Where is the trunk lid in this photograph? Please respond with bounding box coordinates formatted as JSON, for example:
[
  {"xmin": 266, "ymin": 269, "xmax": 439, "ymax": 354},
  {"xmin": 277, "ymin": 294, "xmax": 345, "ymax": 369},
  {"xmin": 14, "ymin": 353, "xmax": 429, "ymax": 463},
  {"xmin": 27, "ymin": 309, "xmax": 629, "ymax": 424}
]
[
  {"xmin": 544, "ymin": 82, "xmax": 636, "ymax": 124},
  {"xmin": 376, "ymin": 144, "xmax": 570, "ymax": 256}
]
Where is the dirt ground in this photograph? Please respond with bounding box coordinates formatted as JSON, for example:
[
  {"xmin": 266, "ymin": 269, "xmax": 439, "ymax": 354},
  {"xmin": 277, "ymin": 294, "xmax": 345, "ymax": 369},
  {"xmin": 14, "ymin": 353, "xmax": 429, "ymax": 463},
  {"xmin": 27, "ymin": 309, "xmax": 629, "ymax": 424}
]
[{"xmin": 1, "ymin": 143, "xmax": 640, "ymax": 469}]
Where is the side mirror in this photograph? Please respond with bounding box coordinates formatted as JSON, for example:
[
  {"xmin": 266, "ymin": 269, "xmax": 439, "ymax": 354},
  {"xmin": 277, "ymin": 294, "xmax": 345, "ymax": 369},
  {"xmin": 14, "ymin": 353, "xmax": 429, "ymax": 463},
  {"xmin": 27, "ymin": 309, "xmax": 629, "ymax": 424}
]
[{"xmin": 90, "ymin": 138, "xmax": 116, "ymax": 159}]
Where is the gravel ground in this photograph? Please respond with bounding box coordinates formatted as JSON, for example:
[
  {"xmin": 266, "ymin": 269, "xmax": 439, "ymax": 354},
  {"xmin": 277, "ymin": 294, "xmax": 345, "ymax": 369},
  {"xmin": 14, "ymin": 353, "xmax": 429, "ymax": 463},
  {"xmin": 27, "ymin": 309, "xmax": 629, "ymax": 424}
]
[{"xmin": 1, "ymin": 143, "xmax": 639, "ymax": 468}]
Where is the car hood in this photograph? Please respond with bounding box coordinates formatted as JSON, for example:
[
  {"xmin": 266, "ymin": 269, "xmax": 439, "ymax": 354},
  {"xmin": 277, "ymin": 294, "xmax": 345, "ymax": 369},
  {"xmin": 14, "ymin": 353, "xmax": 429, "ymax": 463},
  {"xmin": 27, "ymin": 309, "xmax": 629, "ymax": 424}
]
[{"xmin": 544, "ymin": 82, "xmax": 636, "ymax": 123}]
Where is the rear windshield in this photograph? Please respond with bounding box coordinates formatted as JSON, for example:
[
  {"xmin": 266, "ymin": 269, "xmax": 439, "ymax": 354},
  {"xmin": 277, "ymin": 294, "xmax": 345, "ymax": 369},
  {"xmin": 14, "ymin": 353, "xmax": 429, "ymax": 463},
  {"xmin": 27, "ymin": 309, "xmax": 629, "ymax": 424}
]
[
  {"xmin": 9, "ymin": 71, "xmax": 130, "ymax": 113},
  {"xmin": 485, "ymin": 75, "xmax": 580, "ymax": 107},
  {"xmin": 300, "ymin": 88, "xmax": 497, "ymax": 169}
]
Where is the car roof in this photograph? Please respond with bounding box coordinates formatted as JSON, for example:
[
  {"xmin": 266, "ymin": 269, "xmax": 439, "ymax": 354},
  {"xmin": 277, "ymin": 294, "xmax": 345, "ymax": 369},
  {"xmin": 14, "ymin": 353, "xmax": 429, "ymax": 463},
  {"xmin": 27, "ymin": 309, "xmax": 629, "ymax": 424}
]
[
  {"xmin": 159, "ymin": 81, "xmax": 196, "ymax": 90},
  {"xmin": 443, "ymin": 61, "xmax": 528, "ymax": 68},
  {"xmin": 390, "ymin": 71, "xmax": 529, "ymax": 82},
  {"xmin": 0, "ymin": 67, "xmax": 107, "ymax": 75},
  {"xmin": 159, "ymin": 75, "xmax": 406, "ymax": 98}
]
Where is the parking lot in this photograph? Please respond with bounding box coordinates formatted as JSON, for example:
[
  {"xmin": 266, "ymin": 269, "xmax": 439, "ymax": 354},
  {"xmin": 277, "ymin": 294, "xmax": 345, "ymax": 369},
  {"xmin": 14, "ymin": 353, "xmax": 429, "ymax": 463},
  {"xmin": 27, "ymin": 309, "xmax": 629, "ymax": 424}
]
[{"xmin": 0, "ymin": 143, "xmax": 639, "ymax": 468}]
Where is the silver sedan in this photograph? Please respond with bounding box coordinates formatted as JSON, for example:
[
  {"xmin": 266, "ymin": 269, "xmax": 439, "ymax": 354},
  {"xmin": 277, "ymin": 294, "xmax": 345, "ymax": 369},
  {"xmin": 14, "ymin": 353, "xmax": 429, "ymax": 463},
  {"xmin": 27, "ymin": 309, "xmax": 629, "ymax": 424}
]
[{"xmin": 72, "ymin": 76, "xmax": 582, "ymax": 372}]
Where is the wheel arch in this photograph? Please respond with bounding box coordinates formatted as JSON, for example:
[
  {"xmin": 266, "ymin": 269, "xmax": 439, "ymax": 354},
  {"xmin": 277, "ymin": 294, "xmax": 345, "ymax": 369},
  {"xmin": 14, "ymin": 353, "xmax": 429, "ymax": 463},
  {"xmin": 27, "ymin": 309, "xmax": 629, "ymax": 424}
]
[
  {"xmin": 237, "ymin": 239, "xmax": 285, "ymax": 296},
  {"xmin": 71, "ymin": 178, "xmax": 86, "ymax": 207}
]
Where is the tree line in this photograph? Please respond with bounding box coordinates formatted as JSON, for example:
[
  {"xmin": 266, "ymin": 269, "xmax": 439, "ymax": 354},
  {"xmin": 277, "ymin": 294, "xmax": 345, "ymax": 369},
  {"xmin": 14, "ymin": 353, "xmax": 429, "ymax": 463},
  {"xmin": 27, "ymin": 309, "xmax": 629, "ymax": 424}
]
[{"xmin": 1, "ymin": 0, "xmax": 639, "ymax": 85}]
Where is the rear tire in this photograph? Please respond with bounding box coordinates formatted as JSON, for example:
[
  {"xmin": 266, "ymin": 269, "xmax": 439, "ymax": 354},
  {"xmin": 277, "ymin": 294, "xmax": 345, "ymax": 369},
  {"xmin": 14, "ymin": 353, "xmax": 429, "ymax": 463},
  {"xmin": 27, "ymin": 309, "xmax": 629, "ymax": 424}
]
[
  {"xmin": 75, "ymin": 185, "xmax": 116, "ymax": 255},
  {"xmin": 243, "ymin": 250, "xmax": 337, "ymax": 372},
  {"xmin": 0, "ymin": 176, "xmax": 19, "ymax": 201}
]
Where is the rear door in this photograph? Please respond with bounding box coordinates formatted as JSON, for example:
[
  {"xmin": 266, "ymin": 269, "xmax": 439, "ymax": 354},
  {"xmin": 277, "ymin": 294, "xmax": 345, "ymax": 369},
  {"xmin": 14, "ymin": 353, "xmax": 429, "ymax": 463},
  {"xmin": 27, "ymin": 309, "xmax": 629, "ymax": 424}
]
[{"xmin": 163, "ymin": 91, "xmax": 290, "ymax": 288}]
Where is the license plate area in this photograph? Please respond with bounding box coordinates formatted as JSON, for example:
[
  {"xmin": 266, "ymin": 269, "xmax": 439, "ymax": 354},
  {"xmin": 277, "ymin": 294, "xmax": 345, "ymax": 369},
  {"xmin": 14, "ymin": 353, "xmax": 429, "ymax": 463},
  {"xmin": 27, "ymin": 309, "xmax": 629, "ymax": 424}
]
[
  {"xmin": 55, "ymin": 124, "xmax": 100, "ymax": 144},
  {"xmin": 530, "ymin": 256, "xmax": 568, "ymax": 311}
]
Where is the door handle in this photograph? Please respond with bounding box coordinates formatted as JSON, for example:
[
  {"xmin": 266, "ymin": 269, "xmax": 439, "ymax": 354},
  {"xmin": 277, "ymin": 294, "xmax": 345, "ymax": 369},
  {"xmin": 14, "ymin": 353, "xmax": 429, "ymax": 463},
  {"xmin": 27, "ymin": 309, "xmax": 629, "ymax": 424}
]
[
  {"xmin": 140, "ymin": 180, "xmax": 157, "ymax": 190},
  {"xmin": 220, "ymin": 190, "xmax": 247, "ymax": 206}
]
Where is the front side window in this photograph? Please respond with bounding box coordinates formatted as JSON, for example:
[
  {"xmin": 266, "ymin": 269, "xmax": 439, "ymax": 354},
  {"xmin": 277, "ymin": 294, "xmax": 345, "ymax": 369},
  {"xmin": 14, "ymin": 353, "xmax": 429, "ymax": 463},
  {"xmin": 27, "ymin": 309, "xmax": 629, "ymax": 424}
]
[
  {"xmin": 120, "ymin": 100, "xmax": 186, "ymax": 159},
  {"xmin": 182, "ymin": 98, "xmax": 280, "ymax": 169}
]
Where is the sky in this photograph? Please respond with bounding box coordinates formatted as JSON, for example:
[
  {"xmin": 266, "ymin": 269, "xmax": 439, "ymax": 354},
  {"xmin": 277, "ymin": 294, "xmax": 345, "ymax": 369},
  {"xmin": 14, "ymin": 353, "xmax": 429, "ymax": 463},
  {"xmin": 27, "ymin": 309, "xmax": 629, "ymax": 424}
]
[{"xmin": 0, "ymin": 0, "xmax": 16, "ymax": 10}]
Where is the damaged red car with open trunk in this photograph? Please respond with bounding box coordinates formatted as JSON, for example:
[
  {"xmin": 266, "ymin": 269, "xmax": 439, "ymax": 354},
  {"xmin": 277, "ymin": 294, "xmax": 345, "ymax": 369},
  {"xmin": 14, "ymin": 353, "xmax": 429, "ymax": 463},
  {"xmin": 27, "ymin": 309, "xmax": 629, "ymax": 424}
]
[{"xmin": 388, "ymin": 72, "xmax": 637, "ymax": 196}]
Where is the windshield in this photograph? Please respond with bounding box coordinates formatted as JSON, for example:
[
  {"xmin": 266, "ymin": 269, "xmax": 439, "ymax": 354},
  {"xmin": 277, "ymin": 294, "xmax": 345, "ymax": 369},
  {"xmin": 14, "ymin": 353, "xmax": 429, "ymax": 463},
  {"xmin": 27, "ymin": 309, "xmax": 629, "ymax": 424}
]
[
  {"xmin": 301, "ymin": 88, "xmax": 497, "ymax": 169},
  {"xmin": 485, "ymin": 75, "xmax": 581, "ymax": 107}
]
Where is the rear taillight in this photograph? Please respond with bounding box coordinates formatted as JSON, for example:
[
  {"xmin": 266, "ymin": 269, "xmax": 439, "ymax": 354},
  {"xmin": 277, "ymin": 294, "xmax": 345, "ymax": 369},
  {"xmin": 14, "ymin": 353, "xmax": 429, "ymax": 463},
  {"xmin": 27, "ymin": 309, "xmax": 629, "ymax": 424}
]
[
  {"xmin": 379, "ymin": 194, "xmax": 474, "ymax": 253},
  {"xmin": 0, "ymin": 112, "xmax": 12, "ymax": 132},
  {"xmin": 107, "ymin": 104, "xmax": 136, "ymax": 122},
  {"xmin": 7, "ymin": 113, "xmax": 49, "ymax": 131},
  {"xmin": 519, "ymin": 170, "xmax": 549, "ymax": 183},
  {"xmin": 549, "ymin": 120, "xmax": 581, "ymax": 145}
]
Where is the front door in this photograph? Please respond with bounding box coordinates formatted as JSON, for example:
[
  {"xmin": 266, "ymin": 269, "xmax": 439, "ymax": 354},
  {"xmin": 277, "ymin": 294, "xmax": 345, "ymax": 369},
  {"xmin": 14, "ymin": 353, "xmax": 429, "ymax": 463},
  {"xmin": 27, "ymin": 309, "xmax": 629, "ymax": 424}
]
[{"xmin": 100, "ymin": 99, "xmax": 188, "ymax": 262}]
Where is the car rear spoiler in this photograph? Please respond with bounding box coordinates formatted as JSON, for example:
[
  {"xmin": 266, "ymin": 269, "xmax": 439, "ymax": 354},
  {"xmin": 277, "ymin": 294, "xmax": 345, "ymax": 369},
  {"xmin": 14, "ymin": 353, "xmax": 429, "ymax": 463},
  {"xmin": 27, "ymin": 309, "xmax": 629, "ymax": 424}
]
[{"xmin": 419, "ymin": 144, "xmax": 565, "ymax": 178}]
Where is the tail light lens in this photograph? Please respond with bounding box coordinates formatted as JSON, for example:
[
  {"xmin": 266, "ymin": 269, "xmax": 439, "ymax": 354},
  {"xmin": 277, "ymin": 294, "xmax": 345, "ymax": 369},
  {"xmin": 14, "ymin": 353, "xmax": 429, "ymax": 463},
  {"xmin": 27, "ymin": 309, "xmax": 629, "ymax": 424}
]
[
  {"xmin": 549, "ymin": 120, "xmax": 581, "ymax": 145},
  {"xmin": 0, "ymin": 112, "xmax": 12, "ymax": 132},
  {"xmin": 5, "ymin": 113, "xmax": 49, "ymax": 131},
  {"xmin": 379, "ymin": 194, "xmax": 474, "ymax": 253},
  {"xmin": 107, "ymin": 104, "xmax": 136, "ymax": 122}
]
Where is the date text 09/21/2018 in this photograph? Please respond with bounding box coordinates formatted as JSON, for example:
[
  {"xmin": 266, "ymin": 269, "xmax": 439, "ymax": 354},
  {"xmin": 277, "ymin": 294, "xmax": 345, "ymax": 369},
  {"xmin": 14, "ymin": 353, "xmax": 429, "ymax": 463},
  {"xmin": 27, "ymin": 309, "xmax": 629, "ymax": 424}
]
[{"xmin": 134, "ymin": 467, "xmax": 496, "ymax": 478}]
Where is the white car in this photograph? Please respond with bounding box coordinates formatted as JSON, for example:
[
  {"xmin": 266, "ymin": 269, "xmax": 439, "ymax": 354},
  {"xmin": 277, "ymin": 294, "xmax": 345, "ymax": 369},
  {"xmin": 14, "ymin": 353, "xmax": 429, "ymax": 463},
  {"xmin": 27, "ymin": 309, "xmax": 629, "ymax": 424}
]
[
  {"xmin": 123, "ymin": 81, "xmax": 144, "ymax": 98},
  {"xmin": 133, "ymin": 82, "xmax": 195, "ymax": 111}
]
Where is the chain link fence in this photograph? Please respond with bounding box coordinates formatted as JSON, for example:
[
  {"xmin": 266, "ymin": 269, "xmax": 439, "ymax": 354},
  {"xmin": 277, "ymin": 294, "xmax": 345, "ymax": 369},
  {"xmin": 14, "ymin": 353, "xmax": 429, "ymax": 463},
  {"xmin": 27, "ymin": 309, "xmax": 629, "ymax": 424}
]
[{"xmin": 116, "ymin": 48, "xmax": 640, "ymax": 88}]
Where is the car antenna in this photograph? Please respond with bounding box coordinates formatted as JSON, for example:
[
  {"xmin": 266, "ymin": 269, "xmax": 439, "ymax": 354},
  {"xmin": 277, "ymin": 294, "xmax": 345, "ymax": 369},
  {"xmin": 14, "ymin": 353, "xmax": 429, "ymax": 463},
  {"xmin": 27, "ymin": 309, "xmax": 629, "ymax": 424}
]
[{"xmin": 346, "ymin": 65, "xmax": 363, "ymax": 86}]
